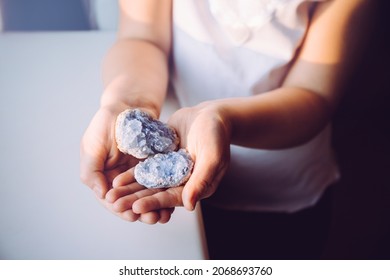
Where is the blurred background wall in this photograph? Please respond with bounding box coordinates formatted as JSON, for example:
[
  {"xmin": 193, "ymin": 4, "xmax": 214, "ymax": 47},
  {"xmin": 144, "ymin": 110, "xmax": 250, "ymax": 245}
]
[
  {"xmin": 0, "ymin": 0, "xmax": 90, "ymax": 30},
  {"xmin": 0, "ymin": 0, "xmax": 118, "ymax": 31}
]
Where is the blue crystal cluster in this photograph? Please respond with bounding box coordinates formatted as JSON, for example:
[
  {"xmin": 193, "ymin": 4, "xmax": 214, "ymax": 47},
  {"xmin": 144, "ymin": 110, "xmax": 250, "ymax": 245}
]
[
  {"xmin": 134, "ymin": 149, "xmax": 194, "ymax": 188},
  {"xmin": 115, "ymin": 109, "xmax": 193, "ymax": 188},
  {"xmin": 115, "ymin": 109, "xmax": 179, "ymax": 159}
]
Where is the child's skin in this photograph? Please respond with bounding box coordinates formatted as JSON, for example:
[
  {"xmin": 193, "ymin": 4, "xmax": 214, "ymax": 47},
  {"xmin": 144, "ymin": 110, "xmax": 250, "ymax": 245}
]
[{"xmin": 80, "ymin": 0, "xmax": 372, "ymax": 224}]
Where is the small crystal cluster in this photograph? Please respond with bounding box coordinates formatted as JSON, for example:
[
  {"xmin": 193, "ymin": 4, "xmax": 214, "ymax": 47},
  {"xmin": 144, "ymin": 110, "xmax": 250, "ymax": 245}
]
[
  {"xmin": 115, "ymin": 109, "xmax": 179, "ymax": 159},
  {"xmin": 135, "ymin": 149, "xmax": 194, "ymax": 188},
  {"xmin": 115, "ymin": 109, "xmax": 193, "ymax": 188}
]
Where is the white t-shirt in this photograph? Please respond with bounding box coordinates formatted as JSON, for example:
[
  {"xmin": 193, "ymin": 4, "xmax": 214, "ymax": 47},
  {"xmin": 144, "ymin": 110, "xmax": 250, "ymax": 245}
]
[{"xmin": 172, "ymin": 0, "xmax": 339, "ymax": 212}]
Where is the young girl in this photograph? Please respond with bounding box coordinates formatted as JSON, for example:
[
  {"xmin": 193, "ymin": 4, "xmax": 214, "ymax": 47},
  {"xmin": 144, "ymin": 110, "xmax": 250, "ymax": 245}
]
[{"xmin": 80, "ymin": 0, "xmax": 372, "ymax": 259}]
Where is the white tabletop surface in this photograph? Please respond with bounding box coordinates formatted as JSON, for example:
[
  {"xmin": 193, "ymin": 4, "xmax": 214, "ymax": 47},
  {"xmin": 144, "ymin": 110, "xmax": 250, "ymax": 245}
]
[{"xmin": 0, "ymin": 31, "xmax": 207, "ymax": 259}]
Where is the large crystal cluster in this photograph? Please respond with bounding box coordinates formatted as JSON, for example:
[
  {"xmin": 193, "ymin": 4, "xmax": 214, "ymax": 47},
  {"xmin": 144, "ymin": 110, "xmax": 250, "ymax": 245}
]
[
  {"xmin": 115, "ymin": 108, "xmax": 179, "ymax": 159},
  {"xmin": 115, "ymin": 109, "xmax": 193, "ymax": 188},
  {"xmin": 135, "ymin": 149, "xmax": 194, "ymax": 188}
]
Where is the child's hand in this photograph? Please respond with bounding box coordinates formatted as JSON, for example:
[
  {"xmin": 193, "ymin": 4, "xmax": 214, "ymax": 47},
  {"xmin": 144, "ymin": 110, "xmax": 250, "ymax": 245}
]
[
  {"xmin": 111, "ymin": 102, "xmax": 231, "ymax": 217},
  {"xmin": 169, "ymin": 102, "xmax": 231, "ymax": 210},
  {"xmin": 105, "ymin": 167, "xmax": 176, "ymax": 224},
  {"xmin": 80, "ymin": 105, "xmax": 174, "ymax": 223},
  {"xmin": 80, "ymin": 105, "xmax": 133, "ymax": 198}
]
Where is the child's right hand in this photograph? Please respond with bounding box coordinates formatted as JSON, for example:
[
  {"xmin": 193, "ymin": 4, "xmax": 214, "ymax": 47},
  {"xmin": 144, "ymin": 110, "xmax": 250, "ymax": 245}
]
[{"xmin": 79, "ymin": 104, "xmax": 137, "ymax": 214}]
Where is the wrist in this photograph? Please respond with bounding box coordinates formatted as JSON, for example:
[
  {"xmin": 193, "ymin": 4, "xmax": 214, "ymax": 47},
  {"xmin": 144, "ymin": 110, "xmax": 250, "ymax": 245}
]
[
  {"xmin": 209, "ymin": 98, "xmax": 248, "ymax": 146},
  {"xmin": 217, "ymin": 101, "xmax": 233, "ymax": 144},
  {"xmin": 198, "ymin": 100, "xmax": 233, "ymax": 143},
  {"xmin": 100, "ymin": 88, "xmax": 161, "ymax": 119}
]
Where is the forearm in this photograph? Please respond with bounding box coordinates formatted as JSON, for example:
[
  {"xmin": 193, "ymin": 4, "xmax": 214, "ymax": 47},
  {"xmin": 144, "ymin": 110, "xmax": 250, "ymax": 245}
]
[
  {"xmin": 217, "ymin": 87, "xmax": 332, "ymax": 149},
  {"xmin": 218, "ymin": 0, "xmax": 372, "ymax": 150},
  {"xmin": 100, "ymin": 38, "xmax": 169, "ymax": 118}
]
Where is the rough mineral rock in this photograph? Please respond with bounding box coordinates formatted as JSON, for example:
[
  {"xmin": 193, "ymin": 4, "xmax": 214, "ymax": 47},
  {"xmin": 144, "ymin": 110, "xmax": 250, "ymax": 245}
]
[
  {"xmin": 134, "ymin": 149, "xmax": 194, "ymax": 188},
  {"xmin": 115, "ymin": 108, "xmax": 179, "ymax": 159}
]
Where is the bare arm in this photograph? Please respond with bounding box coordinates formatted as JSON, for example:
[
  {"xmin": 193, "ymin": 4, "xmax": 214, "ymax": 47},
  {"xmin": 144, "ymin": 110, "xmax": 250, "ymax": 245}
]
[
  {"xmin": 100, "ymin": 0, "xmax": 172, "ymax": 117},
  {"xmin": 80, "ymin": 0, "xmax": 173, "ymax": 224},
  {"xmin": 99, "ymin": 0, "xmax": 374, "ymax": 217},
  {"xmin": 162, "ymin": 0, "xmax": 374, "ymax": 210},
  {"xmin": 215, "ymin": 0, "xmax": 373, "ymax": 149}
]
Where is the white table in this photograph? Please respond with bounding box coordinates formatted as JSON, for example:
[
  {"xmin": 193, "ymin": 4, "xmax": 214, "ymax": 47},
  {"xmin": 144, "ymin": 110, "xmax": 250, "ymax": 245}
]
[{"xmin": 0, "ymin": 32, "xmax": 207, "ymax": 259}]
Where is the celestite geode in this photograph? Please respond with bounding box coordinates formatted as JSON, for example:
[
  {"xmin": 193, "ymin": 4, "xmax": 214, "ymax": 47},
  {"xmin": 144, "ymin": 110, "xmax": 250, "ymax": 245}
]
[
  {"xmin": 115, "ymin": 108, "xmax": 179, "ymax": 159},
  {"xmin": 134, "ymin": 149, "xmax": 194, "ymax": 188},
  {"xmin": 115, "ymin": 109, "xmax": 193, "ymax": 188}
]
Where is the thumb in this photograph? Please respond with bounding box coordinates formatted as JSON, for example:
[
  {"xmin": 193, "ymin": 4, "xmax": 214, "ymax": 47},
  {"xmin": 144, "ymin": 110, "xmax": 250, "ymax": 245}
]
[
  {"xmin": 90, "ymin": 171, "xmax": 109, "ymax": 199},
  {"xmin": 182, "ymin": 156, "xmax": 222, "ymax": 211},
  {"xmin": 80, "ymin": 146, "xmax": 109, "ymax": 199}
]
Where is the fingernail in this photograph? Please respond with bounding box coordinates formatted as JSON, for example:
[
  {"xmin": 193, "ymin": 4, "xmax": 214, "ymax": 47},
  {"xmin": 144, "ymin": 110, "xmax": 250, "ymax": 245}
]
[
  {"xmin": 185, "ymin": 201, "xmax": 196, "ymax": 211},
  {"xmin": 183, "ymin": 192, "xmax": 196, "ymax": 211}
]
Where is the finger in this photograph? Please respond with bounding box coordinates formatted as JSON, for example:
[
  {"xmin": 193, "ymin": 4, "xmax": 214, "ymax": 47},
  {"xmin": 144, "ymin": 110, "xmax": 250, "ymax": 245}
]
[
  {"xmin": 158, "ymin": 208, "xmax": 174, "ymax": 224},
  {"xmin": 80, "ymin": 147, "xmax": 109, "ymax": 199},
  {"xmin": 132, "ymin": 187, "xmax": 183, "ymax": 214},
  {"xmin": 120, "ymin": 210, "xmax": 141, "ymax": 222},
  {"xmin": 113, "ymin": 187, "xmax": 164, "ymax": 213},
  {"xmin": 138, "ymin": 211, "xmax": 161, "ymax": 224},
  {"xmin": 105, "ymin": 167, "xmax": 127, "ymax": 188},
  {"xmin": 105, "ymin": 183, "xmax": 144, "ymax": 203},
  {"xmin": 112, "ymin": 168, "xmax": 136, "ymax": 188},
  {"xmin": 98, "ymin": 198, "xmax": 140, "ymax": 222}
]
